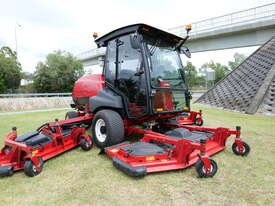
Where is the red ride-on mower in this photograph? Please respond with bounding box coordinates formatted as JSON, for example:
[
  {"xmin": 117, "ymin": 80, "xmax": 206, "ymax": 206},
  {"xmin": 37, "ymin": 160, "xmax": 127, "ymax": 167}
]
[
  {"xmin": 0, "ymin": 116, "xmax": 93, "ymax": 177},
  {"xmin": 69, "ymin": 24, "xmax": 250, "ymax": 178}
]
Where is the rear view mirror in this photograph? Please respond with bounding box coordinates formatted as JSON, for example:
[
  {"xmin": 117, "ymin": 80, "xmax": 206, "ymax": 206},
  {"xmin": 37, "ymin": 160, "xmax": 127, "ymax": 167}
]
[
  {"xmin": 130, "ymin": 33, "xmax": 139, "ymax": 49},
  {"xmin": 180, "ymin": 46, "xmax": 191, "ymax": 58}
]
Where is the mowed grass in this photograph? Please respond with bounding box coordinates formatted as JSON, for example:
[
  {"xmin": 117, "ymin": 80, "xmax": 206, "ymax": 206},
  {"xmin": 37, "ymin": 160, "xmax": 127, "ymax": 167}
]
[{"xmin": 0, "ymin": 106, "xmax": 274, "ymax": 206}]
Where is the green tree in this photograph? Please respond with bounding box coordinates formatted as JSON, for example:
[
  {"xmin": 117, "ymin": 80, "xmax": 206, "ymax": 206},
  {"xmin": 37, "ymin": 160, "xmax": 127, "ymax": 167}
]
[
  {"xmin": 0, "ymin": 46, "xmax": 22, "ymax": 93},
  {"xmin": 201, "ymin": 61, "xmax": 230, "ymax": 84},
  {"xmin": 21, "ymin": 71, "xmax": 34, "ymax": 80},
  {"xmin": 33, "ymin": 50, "xmax": 84, "ymax": 92},
  {"xmin": 228, "ymin": 52, "xmax": 247, "ymax": 70},
  {"xmin": 184, "ymin": 61, "xmax": 197, "ymax": 88},
  {"xmin": 0, "ymin": 46, "xmax": 17, "ymax": 58}
]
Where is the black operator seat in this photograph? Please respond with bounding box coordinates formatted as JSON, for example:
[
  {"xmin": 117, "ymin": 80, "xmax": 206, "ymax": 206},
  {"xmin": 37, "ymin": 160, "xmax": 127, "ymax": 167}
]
[{"xmin": 119, "ymin": 69, "xmax": 136, "ymax": 79}]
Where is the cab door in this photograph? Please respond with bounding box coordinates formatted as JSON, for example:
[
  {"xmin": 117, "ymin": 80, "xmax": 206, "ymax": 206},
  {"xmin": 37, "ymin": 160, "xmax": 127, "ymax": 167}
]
[{"xmin": 104, "ymin": 35, "xmax": 148, "ymax": 117}]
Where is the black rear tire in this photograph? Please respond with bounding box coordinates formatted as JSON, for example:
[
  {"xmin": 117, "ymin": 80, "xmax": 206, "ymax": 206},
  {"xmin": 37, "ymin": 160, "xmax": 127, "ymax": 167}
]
[
  {"xmin": 232, "ymin": 141, "xmax": 250, "ymax": 156},
  {"xmin": 92, "ymin": 110, "xmax": 124, "ymax": 148},
  {"xmin": 195, "ymin": 158, "xmax": 218, "ymax": 178},
  {"xmin": 24, "ymin": 157, "xmax": 44, "ymax": 177},
  {"xmin": 65, "ymin": 111, "xmax": 79, "ymax": 120}
]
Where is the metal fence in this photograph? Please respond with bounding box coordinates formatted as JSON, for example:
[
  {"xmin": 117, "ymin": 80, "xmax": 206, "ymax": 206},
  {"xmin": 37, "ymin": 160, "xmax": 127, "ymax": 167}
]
[
  {"xmin": 0, "ymin": 93, "xmax": 72, "ymax": 98},
  {"xmin": 169, "ymin": 3, "xmax": 275, "ymax": 37},
  {"xmin": 0, "ymin": 90, "xmax": 206, "ymax": 98}
]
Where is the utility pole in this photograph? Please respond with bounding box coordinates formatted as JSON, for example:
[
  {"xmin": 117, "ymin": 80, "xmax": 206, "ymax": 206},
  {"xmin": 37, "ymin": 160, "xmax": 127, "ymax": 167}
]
[{"xmin": 14, "ymin": 22, "xmax": 21, "ymax": 59}]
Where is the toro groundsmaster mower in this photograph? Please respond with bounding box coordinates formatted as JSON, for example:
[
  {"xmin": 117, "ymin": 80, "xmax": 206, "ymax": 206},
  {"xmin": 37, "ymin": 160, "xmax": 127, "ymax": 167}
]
[
  {"xmin": 0, "ymin": 116, "xmax": 93, "ymax": 177},
  {"xmin": 69, "ymin": 23, "xmax": 250, "ymax": 178}
]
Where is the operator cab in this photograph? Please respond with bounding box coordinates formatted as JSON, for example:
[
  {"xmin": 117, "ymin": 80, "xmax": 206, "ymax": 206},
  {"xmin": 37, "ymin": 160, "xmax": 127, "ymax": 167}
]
[{"xmin": 95, "ymin": 24, "xmax": 192, "ymax": 119}]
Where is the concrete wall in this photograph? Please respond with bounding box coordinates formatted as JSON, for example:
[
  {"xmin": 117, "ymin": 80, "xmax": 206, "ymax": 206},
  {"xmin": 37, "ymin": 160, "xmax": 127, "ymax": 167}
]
[{"xmin": 0, "ymin": 97, "xmax": 72, "ymax": 111}]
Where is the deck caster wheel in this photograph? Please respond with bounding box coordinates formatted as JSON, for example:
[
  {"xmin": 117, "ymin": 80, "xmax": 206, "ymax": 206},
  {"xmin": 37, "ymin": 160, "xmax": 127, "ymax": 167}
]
[
  {"xmin": 195, "ymin": 118, "xmax": 203, "ymax": 126},
  {"xmin": 232, "ymin": 141, "xmax": 250, "ymax": 156},
  {"xmin": 195, "ymin": 158, "xmax": 218, "ymax": 178},
  {"xmin": 80, "ymin": 136, "xmax": 93, "ymax": 151},
  {"xmin": 24, "ymin": 157, "xmax": 44, "ymax": 177}
]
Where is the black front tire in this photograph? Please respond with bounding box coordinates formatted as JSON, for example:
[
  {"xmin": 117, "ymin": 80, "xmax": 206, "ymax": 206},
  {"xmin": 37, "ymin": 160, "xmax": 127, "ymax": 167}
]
[
  {"xmin": 80, "ymin": 136, "xmax": 93, "ymax": 151},
  {"xmin": 232, "ymin": 141, "xmax": 250, "ymax": 156},
  {"xmin": 92, "ymin": 110, "xmax": 124, "ymax": 148},
  {"xmin": 195, "ymin": 158, "xmax": 218, "ymax": 178},
  {"xmin": 65, "ymin": 111, "xmax": 79, "ymax": 120},
  {"xmin": 24, "ymin": 157, "xmax": 44, "ymax": 177}
]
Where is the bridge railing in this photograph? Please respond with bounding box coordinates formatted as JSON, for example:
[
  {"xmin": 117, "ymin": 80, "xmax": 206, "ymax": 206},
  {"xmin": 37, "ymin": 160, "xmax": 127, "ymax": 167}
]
[
  {"xmin": 77, "ymin": 47, "xmax": 106, "ymax": 61},
  {"xmin": 169, "ymin": 3, "xmax": 275, "ymax": 37},
  {"xmin": 0, "ymin": 90, "xmax": 205, "ymax": 98},
  {"xmin": 0, "ymin": 93, "xmax": 72, "ymax": 98},
  {"xmin": 77, "ymin": 3, "xmax": 275, "ymax": 61}
]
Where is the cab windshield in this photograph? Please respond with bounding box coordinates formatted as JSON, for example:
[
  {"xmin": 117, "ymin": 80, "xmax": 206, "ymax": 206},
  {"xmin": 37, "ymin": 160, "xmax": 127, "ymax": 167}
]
[{"xmin": 145, "ymin": 36, "xmax": 186, "ymax": 89}]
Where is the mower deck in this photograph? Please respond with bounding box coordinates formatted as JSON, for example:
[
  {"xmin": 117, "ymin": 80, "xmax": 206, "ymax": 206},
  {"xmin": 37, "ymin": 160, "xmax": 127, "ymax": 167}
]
[
  {"xmin": 106, "ymin": 124, "xmax": 249, "ymax": 177},
  {"xmin": 178, "ymin": 110, "xmax": 204, "ymax": 126},
  {"xmin": 0, "ymin": 115, "xmax": 93, "ymax": 177}
]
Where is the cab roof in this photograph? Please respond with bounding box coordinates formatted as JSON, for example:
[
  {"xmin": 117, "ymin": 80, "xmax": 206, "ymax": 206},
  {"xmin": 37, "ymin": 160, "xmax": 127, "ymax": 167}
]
[{"xmin": 95, "ymin": 23, "xmax": 184, "ymax": 47}]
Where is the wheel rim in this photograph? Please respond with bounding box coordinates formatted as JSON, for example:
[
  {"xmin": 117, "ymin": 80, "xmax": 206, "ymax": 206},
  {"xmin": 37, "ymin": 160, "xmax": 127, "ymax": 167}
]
[
  {"xmin": 32, "ymin": 165, "xmax": 37, "ymax": 173},
  {"xmin": 85, "ymin": 140, "xmax": 89, "ymax": 148},
  {"xmin": 202, "ymin": 165, "xmax": 213, "ymax": 174},
  {"xmin": 95, "ymin": 119, "xmax": 107, "ymax": 142},
  {"xmin": 236, "ymin": 145, "xmax": 245, "ymax": 154}
]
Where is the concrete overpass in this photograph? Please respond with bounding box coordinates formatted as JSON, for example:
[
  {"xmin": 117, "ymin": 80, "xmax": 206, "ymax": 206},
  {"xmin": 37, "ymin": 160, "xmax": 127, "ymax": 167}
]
[
  {"xmin": 78, "ymin": 3, "xmax": 275, "ymax": 67},
  {"xmin": 169, "ymin": 3, "xmax": 275, "ymax": 52},
  {"xmin": 77, "ymin": 47, "xmax": 106, "ymax": 67}
]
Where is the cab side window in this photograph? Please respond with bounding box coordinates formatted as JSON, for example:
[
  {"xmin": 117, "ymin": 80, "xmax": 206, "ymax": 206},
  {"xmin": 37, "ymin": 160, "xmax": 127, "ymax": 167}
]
[
  {"xmin": 119, "ymin": 36, "xmax": 142, "ymax": 79},
  {"xmin": 104, "ymin": 34, "xmax": 147, "ymax": 117},
  {"xmin": 105, "ymin": 40, "xmax": 116, "ymax": 84}
]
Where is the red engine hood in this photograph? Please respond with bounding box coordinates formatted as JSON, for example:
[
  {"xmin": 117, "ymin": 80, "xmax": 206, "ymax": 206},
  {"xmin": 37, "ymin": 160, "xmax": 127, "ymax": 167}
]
[{"xmin": 72, "ymin": 74, "xmax": 105, "ymax": 98}]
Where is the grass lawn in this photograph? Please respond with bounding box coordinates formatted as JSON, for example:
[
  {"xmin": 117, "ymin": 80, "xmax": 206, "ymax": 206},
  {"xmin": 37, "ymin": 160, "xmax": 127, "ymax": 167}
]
[{"xmin": 0, "ymin": 105, "xmax": 274, "ymax": 206}]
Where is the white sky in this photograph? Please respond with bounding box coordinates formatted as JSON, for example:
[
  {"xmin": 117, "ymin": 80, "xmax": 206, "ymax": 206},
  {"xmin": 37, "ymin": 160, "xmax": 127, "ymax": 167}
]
[{"xmin": 0, "ymin": 0, "xmax": 274, "ymax": 72}]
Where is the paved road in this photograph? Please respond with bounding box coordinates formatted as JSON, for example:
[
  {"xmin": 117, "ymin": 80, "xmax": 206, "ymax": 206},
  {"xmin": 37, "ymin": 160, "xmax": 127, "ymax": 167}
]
[{"xmin": 0, "ymin": 108, "xmax": 70, "ymax": 115}]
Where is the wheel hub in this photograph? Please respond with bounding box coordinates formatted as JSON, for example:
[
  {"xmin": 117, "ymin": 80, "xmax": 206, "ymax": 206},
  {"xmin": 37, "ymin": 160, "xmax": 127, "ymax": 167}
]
[
  {"xmin": 95, "ymin": 119, "xmax": 107, "ymax": 142},
  {"xmin": 237, "ymin": 146, "xmax": 245, "ymax": 153},
  {"xmin": 100, "ymin": 126, "xmax": 106, "ymax": 134},
  {"xmin": 33, "ymin": 165, "xmax": 37, "ymax": 173},
  {"xmin": 202, "ymin": 165, "xmax": 213, "ymax": 174}
]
